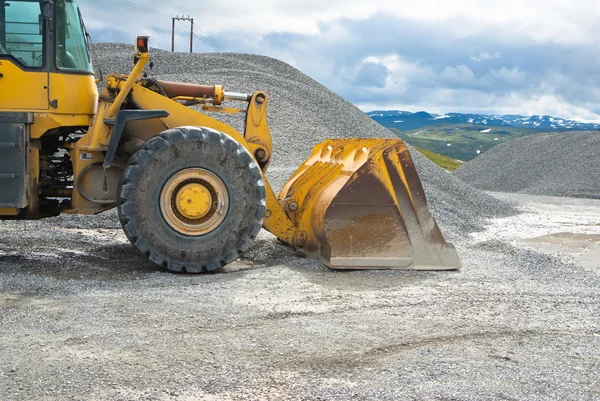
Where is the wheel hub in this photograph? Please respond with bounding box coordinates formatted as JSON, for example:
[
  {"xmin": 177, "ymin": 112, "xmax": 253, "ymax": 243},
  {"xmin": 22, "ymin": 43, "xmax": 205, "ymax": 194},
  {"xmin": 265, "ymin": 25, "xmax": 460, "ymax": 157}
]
[
  {"xmin": 160, "ymin": 168, "xmax": 229, "ymax": 236},
  {"xmin": 176, "ymin": 183, "xmax": 212, "ymax": 219}
]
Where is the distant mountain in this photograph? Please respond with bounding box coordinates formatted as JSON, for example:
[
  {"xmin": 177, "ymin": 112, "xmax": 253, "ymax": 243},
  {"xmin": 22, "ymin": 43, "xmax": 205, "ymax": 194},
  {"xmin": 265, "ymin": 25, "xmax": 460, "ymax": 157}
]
[{"xmin": 367, "ymin": 110, "xmax": 600, "ymax": 131}]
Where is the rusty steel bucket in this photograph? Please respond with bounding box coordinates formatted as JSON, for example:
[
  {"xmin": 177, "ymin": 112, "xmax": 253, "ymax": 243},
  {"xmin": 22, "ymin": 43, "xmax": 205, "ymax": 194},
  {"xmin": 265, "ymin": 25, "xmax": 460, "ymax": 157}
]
[{"xmin": 277, "ymin": 138, "xmax": 461, "ymax": 270}]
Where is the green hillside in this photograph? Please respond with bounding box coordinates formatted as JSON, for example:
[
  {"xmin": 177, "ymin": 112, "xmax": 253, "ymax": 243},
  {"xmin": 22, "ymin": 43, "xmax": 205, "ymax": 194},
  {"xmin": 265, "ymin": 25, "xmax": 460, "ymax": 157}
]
[
  {"xmin": 413, "ymin": 147, "xmax": 462, "ymax": 171},
  {"xmin": 392, "ymin": 124, "xmax": 540, "ymax": 161}
]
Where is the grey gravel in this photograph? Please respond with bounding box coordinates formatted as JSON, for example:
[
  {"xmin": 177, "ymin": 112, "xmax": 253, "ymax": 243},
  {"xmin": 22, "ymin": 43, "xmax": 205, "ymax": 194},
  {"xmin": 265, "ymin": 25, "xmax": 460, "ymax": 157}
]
[
  {"xmin": 454, "ymin": 131, "xmax": 600, "ymax": 199},
  {"xmin": 0, "ymin": 46, "xmax": 598, "ymax": 400}
]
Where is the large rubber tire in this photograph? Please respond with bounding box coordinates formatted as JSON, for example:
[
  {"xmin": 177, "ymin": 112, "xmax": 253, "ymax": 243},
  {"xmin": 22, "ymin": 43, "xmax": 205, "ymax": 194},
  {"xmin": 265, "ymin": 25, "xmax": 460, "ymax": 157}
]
[{"xmin": 117, "ymin": 126, "xmax": 266, "ymax": 273}]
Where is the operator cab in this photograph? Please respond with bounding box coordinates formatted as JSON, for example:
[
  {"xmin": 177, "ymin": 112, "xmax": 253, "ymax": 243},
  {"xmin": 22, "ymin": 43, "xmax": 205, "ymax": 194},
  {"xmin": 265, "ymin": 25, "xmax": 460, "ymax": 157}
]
[{"xmin": 0, "ymin": 0, "xmax": 93, "ymax": 74}]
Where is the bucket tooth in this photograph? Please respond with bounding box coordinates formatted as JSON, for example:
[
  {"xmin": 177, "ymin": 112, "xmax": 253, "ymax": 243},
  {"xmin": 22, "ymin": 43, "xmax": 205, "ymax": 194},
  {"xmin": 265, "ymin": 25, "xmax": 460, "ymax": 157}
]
[{"xmin": 278, "ymin": 138, "xmax": 461, "ymax": 270}]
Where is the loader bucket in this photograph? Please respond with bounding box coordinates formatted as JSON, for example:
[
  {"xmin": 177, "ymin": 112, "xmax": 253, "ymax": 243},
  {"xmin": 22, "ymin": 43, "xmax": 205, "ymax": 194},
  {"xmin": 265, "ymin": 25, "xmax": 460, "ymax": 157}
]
[{"xmin": 278, "ymin": 138, "xmax": 461, "ymax": 270}]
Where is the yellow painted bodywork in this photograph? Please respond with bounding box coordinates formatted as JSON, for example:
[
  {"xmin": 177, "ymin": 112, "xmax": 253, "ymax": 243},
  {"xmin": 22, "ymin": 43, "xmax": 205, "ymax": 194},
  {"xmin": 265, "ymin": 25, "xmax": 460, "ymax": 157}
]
[
  {"xmin": 1, "ymin": 45, "xmax": 460, "ymax": 270},
  {"xmin": 0, "ymin": 60, "xmax": 98, "ymax": 129},
  {"xmin": 0, "ymin": 60, "xmax": 98, "ymax": 216},
  {"xmin": 60, "ymin": 53, "xmax": 149, "ymax": 214},
  {"xmin": 0, "ymin": 61, "xmax": 47, "ymax": 110}
]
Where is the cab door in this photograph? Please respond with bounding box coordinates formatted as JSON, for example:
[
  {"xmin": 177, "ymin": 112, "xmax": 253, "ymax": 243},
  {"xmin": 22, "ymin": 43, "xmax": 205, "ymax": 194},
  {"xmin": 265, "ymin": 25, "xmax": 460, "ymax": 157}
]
[{"xmin": 0, "ymin": 0, "xmax": 49, "ymax": 111}]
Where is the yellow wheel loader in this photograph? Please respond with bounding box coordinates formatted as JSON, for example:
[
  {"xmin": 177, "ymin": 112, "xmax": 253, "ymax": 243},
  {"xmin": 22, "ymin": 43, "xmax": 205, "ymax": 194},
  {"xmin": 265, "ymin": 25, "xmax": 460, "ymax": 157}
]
[{"xmin": 0, "ymin": 0, "xmax": 461, "ymax": 272}]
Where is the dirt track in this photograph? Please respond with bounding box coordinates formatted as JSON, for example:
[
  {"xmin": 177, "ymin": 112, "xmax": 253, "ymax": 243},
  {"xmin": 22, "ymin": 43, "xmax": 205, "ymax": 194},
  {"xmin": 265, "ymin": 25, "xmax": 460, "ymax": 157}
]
[{"xmin": 1, "ymin": 193, "xmax": 599, "ymax": 400}]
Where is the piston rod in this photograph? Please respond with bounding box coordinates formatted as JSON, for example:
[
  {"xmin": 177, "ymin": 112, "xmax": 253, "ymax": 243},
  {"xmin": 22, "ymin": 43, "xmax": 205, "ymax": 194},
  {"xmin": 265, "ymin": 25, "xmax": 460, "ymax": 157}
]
[{"xmin": 224, "ymin": 92, "xmax": 252, "ymax": 102}]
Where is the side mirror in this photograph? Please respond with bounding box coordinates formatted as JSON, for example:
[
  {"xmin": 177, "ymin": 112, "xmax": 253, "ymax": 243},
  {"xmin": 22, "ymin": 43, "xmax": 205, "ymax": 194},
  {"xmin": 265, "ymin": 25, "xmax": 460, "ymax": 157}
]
[{"xmin": 42, "ymin": 0, "xmax": 54, "ymax": 19}]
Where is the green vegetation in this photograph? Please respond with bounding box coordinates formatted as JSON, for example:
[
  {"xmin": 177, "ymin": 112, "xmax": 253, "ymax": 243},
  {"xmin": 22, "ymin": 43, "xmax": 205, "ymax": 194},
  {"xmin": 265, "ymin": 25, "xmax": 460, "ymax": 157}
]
[
  {"xmin": 392, "ymin": 124, "xmax": 540, "ymax": 161},
  {"xmin": 413, "ymin": 146, "xmax": 462, "ymax": 171}
]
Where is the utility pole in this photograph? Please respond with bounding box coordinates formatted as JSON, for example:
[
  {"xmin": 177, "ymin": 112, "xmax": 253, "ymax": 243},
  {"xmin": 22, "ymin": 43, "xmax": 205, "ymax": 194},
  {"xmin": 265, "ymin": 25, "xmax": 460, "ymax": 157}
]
[
  {"xmin": 171, "ymin": 15, "xmax": 194, "ymax": 53},
  {"xmin": 190, "ymin": 18, "xmax": 194, "ymax": 53},
  {"xmin": 171, "ymin": 17, "xmax": 175, "ymax": 52}
]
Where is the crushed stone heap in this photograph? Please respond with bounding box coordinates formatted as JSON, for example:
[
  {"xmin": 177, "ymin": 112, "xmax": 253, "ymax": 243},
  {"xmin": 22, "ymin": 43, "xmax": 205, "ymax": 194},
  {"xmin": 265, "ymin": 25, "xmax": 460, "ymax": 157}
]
[{"xmin": 454, "ymin": 131, "xmax": 600, "ymax": 199}]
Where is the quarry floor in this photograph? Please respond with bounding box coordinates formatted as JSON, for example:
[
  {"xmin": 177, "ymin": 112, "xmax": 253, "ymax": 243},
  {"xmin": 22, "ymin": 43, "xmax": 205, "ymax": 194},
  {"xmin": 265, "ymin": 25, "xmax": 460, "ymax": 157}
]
[{"xmin": 0, "ymin": 192, "xmax": 598, "ymax": 401}]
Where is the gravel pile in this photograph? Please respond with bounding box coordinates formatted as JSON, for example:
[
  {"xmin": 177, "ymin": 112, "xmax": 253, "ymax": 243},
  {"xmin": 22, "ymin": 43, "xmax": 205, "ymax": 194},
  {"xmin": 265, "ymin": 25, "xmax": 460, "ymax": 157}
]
[
  {"xmin": 454, "ymin": 131, "xmax": 600, "ymax": 199},
  {"xmin": 1, "ymin": 46, "xmax": 598, "ymax": 400},
  {"xmin": 90, "ymin": 43, "xmax": 515, "ymax": 237}
]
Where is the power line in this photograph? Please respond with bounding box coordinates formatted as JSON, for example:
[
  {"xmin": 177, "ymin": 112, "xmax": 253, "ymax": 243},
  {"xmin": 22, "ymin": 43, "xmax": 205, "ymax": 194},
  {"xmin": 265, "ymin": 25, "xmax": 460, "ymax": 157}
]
[
  {"xmin": 178, "ymin": 20, "xmax": 225, "ymax": 53},
  {"xmin": 176, "ymin": 18, "xmax": 226, "ymax": 52},
  {"xmin": 178, "ymin": 20, "xmax": 208, "ymax": 51},
  {"xmin": 192, "ymin": 25, "xmax": 226, "ymax": 52},
  {"xmin": 91, "ymin": 0, "xmax": 170, "ymax": 17},
  {"xmin": 87, "ymin": 0, "xmax": 227, "ymax": 52}
]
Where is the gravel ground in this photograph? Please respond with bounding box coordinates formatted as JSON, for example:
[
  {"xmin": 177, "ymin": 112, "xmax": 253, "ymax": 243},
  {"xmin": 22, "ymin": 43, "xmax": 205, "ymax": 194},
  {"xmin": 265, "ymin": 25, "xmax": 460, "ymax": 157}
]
[
  {"xmin": 0, "ymin": 47, "xmax": 598, "ymax": 400},
  {"xmin": 453, "ymin": 131, "xmax": 600, "ymax": 199},
  {"xmin": 1, "ymin": 193, "xmax": 598, "ymax": 400}
]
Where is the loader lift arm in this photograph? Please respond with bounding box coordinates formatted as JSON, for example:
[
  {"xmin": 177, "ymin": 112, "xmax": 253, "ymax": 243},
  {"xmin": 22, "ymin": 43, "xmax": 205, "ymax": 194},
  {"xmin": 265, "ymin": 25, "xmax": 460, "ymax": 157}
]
[
  {"xmin": 1, "ymin": 0, "xmax": 460, "ymax": 273},
  {"xmin": 91, "ymin": 41, "xmax": 460, "ymax": 271}
]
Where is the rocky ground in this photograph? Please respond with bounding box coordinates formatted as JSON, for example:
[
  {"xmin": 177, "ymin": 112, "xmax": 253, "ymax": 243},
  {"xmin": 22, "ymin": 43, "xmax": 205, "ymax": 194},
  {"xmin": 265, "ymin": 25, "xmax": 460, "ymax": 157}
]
[
  {"xmin": 0, "ymin": 193, "xmax": 598, "ymax": 401},
  {"xmin": 0, "ymin": 46, "xmax": 598, "ymax": 400}
]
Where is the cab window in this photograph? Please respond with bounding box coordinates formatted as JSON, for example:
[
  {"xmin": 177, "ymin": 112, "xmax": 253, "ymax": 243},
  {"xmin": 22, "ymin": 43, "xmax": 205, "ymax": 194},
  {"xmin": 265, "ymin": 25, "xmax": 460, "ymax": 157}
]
[
  {"xmin": 0, "ymin": 0, "xmax": 44, "ymax": 68},
  {"xmin": 55, "ymin": 0, "xmax": 93, "ymax": 73}
]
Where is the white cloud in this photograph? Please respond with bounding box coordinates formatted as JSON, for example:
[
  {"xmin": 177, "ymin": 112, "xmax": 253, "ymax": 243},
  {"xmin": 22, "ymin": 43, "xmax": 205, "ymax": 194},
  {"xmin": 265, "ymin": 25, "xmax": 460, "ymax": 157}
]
[
  {"xmin": 500, "ymin": 94, "xmax": 600, "ymax": 122},
  {"xmin": 441, "ymin": 65, "xmax": 476, "ymax": 85},
  {"xmin": 355, "ymin": 91, "xmax": 600, "ymax": 123},
  {"xmin": 470, "ymin": 52, "xmax": 501, "ymax": 62},
  {"xmin": 488, "ymin": 67, "xmax": 526, "ymax": 86},
  {"xmin": 79, "ymin": 0, "xmax": 600, "ymax": 45},
  {"xmin": 77, "ymin": 0, "xmax": 600, "ymax": 121},
  {"xmin": 339, "ymin": 55, "xmax": 426, "ymax": 96},
  {"xmin": 361, "ymin": 54, "xmax": 428, "ymax": 88}
]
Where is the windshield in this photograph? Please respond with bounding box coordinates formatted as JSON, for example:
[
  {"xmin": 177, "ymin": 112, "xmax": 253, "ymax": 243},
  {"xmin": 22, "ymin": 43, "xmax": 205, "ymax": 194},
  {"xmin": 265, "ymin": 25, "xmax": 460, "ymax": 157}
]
[
  {"xmin": 55, "ymin": 0, "xmax": 93, "ymax": 73},
  {"xmin": 0, "ymin": 0, "xmax": 44, "ymax": 68}
]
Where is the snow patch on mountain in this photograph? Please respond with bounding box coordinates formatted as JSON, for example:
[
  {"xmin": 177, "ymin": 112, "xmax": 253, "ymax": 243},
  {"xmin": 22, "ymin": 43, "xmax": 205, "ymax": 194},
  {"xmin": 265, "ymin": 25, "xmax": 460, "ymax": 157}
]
[{"xmin": 367, "ymin": 110, "xmax": 600, "ymax": 131}]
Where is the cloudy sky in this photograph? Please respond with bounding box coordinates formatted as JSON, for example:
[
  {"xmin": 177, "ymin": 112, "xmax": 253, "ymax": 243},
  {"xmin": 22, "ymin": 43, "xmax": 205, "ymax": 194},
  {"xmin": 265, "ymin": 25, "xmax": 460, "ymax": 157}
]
[{"xmin": 79, "ymin": 0, "xmax": 600, "ymax": 121}]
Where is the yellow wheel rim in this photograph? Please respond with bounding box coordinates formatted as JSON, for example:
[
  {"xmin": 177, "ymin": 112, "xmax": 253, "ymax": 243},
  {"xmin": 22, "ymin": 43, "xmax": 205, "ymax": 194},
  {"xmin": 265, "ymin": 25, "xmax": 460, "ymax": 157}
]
[{"xmin": 160, "ymin": 168, "xmax": 229, "ymax": 236}]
